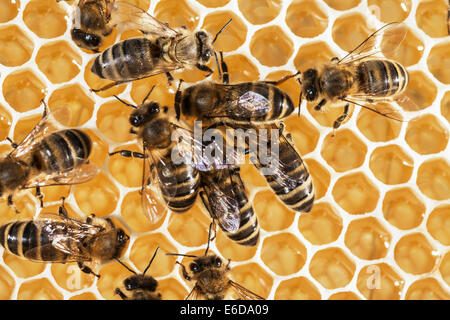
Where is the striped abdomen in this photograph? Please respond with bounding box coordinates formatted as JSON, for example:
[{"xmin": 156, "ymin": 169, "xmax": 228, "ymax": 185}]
[
  {"xmin": 202, "ymin": 170, "xmax": 259, "ymax": 246},
  {"xmin": 157, "ymin": 153, "xmax": 200, "ymax": 213},
  {"xmin": 0, "ymin": 220, "xmax": 72, "ymax": 262},
  {"xmin": 356, "ymin": 60, "xmax": 408, "ymax": 97},
  {"xmin": 91, "ymin": 38, "xmax": 159, "ymax": 81},
  {"xmin": 32, "ymin": 129, "xmax": 92, "ymax": 173},
  {"xmin": 254, "ymin": 132, "xmax": 314, "ymax": 213}
]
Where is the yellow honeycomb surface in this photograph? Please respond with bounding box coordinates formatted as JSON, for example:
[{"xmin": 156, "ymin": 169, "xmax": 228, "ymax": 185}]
[{"xmin": 0, "ymin": 0, "xmax": 449, "ymax": 300}]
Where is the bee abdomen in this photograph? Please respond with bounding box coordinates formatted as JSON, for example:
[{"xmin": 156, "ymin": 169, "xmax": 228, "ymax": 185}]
[
  {"xmin": 91, "ymin": 38, "xmax": 158, "ymax": 81},
  {"xmin": 356, "ymin": 60, "xmax": 408, "ymax": 96},
  {"xmin": 32, "ymin": 129, "xmax": 92, "ymax": 173}
]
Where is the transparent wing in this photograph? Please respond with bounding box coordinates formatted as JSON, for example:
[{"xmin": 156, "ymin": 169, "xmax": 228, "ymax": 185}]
[
  {"xmin": 23, "ymin": 161, "xmax": 99, "ymax": 189},
  {"xmin": 110, "ymin": 0, "xmax": 178, "ymax": 36},
  {"xmin": 230, "ymin": 91, "xmax": 271, "ymax": 119},
  {"xmin": 338, "ymin": 22, "xmax": 408, "ymax": 66},
  {"xmin": 228, "ymin": 280, "xmax": 265, "ymax": 300},
  {"xmin": 9, "ymin": 106, "xmax": 69, "ymax": 160},
  {"xmin": 201, "ymin": 170, "xmax": 241, "ymax": 234},
  {"xmin": 185, "ymin": 285, "xmax": 203, "ymax": 300}
]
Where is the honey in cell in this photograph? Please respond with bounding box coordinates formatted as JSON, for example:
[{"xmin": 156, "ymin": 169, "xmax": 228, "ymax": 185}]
[
  {"xmin": 368, "ymin": 0, "xmax": 411, "ymax": 23},
  {"xmin": 3, "ymin": 70, "xmax": 46, "ymax": 113},
  {"xmin": 394, "ymin": 233, "xmax": 438, "ymax": 275},
  {"xmin": 250, "ymin": 26, "xmax": 294, "ymax": 67},
  {"xmin": 275, "ymin": 277, "xmax": 321, "ymax": 300},
  {"xmin": 0, "ymin": 25, "xmax": 34, "ymax": 67},
  {"xmin": 254, "ymin": 189, "xmax": 295, "ymax": 232},
  {"xmin": 356, "ymin": 106, "xmax": 402, "ymax": 142},
  {"xmin": 382, "ymin": 187, "xmax": 425, "ymax": 230},
  {"xmin": 369, "ymin": 145, "xmax": 414, "ymax": 185},
  {"xmin": 405, "ymin": 114, "xmax": 449, "ymax": 155},
  {"xmin": 22, "ymin": 0, "xmax": 67, "ymax": 39},
  {"xmin": 405, "ymin": 278, "xmax": 450, "ymax": 300},
  {"xmin": 417, "ymin": 158, "xmax": 450, "ymax": 201},
  {"xmin": 356, "ymin": 263, "xmax": 404, "ymax": 300},
  {"xmin": 286, "ymin": 0, "xmax": 328, "ymax": 38},
  {"xmin": 426, "ymin": 205, "xmax": 450, "ymax": 246},
  {"xmin": 238, "ymin": 0, "xmax": 281, "ymax": 25}
]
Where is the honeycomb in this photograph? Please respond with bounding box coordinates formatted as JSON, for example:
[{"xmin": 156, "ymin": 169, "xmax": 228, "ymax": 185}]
[{"xmin": 0, "ymin": 0, "xmax": 449, "ymax": 300}]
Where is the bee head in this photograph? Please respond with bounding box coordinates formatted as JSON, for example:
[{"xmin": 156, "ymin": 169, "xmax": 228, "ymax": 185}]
[
  {"xmin": 129, "ymin": 102, "xmax": 161, "ymax": 127},
  {"xmin": 302, "ymin": 68, "xmax": 319, "ymax": 101},
  {"xmin": 190, "ymin": 255, "xmax": 223, "ymax": 274},
  {"xmin": 196, "ymin": 31, "xmax": 213, "ymax": 63},
  {"xmin": 71, "ymin": 28, "xmax": 101, "ymax": 51},
  {"xmin": 124, "ymin": 275, "xmax": 158, "ymax": 292}
]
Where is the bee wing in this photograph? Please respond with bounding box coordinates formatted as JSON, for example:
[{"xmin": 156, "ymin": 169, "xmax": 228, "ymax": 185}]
[
  {"xmin": 22, "ymin": 161, "xmax": 99, "ymax": 189},
  {"xmin": 228, "ymin": 280, "xmax": 265, "ymax": 300},
  {"xmin": 140, "ymin": 145, "xmax": 169, "ymax": 224},
  {"xmin": 9, "ymin": 107, "xmax": 68, "ymax": 160},
  {"xmin": 110, "ymin": 0, "xmax": 179, "ymax": 37},
  {"xmin": 185, "ymin": 285, "xmax": 203, "ymax": 300},
  {"xmin": 337, "ymin": 22, "xmax": 408, "ymax": 65},
  {"xmin": 202, "ymin": 170, "xmax": 241, "ymax": 234}
]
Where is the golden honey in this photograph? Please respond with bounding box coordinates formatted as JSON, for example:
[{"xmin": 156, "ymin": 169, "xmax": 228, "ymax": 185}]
[{"xmin": 0, "ymin": 0, "xmax": 448, "ymax": 301}]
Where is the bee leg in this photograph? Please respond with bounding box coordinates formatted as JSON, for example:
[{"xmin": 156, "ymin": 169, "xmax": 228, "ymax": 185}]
[
  {"xmin": 196, "ymin": 63, "xmax": 214, "ymax": 78},
  {"xmin": 5, "ymin": 137, "xmax": 18, "ymax": 149},
  {"xmin": 7, "ymin": 195, "xmax": 19, "ymax": 214},
  {"xmin": 165, "ymin": 72, "xmax": 174, "ymax": 86},
  {"xmin": 332, "ymin": 103, "xmax": 350, "ymax": 136},
  {"xmin": 330, "ymin": 56, "xmax": 339, "ymax": 63},
  {"xmin": 78, "ymin": 262, "xmax": 100, "ymax": 278},
  {"xmin": 91, "ymin": 81, "xmax": 127, "ymax": 93},
  {"xmin": 109, "ymin": 150, "xmax": 146, "ymax": 159},
  {"xmin": 114, "ymin": 288, "xmax": 128, "ymax": 300},
  {"xmin": 219, "ymin": 52, "xmax": 229, "ymax": 84},
  {"xmin": 176, "ymin": 261, "xmax": 191, "ymax": 281},
  {"xmin": 262, "ymin": 71, "xmax": 301, "ymax": 86},
  {"xmin": 129, "ymin": 128, "xmax": 137, "ymax": 135},
  {"xmin": 58, "ymin": 199, "xmax": 69, "ymax": 219},
  {"xmin": 314, "ymin": 98, "xmax": 327, "ymax": 111},
  {"xmin": 174, "ymin": 79, "xmax": 184, "ymax": 121},
  {"xmin": 35, "ymin": 186, "xmax": 44, "ymax": 208},
  {"xmin": 225, "ymin": 258, "xmax": 231, "ymax": 271}
]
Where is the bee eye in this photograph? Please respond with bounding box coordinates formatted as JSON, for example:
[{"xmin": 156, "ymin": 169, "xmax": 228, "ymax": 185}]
[
  {"xmin": 306, "ymin": 87, "xmax": 317, "ymax": 101},
  {"xmin": 149, "ymin": 104, "xmax": 160, "ymax": 114},
  {"xmin": 130, "ymin": 114, "xmax": 144, "ymax": 126},
  {"xmin": 190, "ymin": 262, "xmax": 200, "ymax": 273},
  {"xmin": 214, "ymin": 258, "xmax": 222, "ymax": 268}
]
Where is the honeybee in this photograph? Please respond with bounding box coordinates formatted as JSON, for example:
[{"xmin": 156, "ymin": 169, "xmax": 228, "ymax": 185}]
[
  {"xmin": 200, "ymin": 168, "xmax": 259, "ymax": 247},
  {"xmin": 0, "ymin": 102, "xmax": 98, "ymax": 212},
  {"xmin": 109, "ymin": 87, "xmax": 238, "ymax": 223},
  {"xmin": 299, "ymin": 22, "xmax": 420, "ymax": 130},
  {"xmin": 115, "ymin": 247, "xmax": 162, "ymax": 300},
  {"xmin": 90, "ymin": 1, "xmax": 232, "ymax": 92},
  {"xmin": 174, "ymin": 52, "xmax": 300, "ymax": 126},
  {"xmin": 0, "ymin": 200, "xmax": 129, "ymax": 277},
  {"xmin": 167, "ymin": 224, "xmax": 264, "ymax": 300}
]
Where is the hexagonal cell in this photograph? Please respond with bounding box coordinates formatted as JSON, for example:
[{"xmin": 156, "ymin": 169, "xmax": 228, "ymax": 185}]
[
  {"xmin": 0, "ymin": 104, "xmax": 12, "ymax": 141},
  {"xmin": 196, "ymin": 0, "xmax": 230, "ymax": 7},
  {"xmin": 323, "ymin": 0, "xmax": 360, "ymax": 10},
  {"xmin": 426, "ymin": 205, "xmax": 450, "ymax": 246},
  {"xmin": 261, "ymin": 233, "xmax": 307, "ymax": 276},
  {"xmin": 294, "ymin": 41, "xmax": 337, "ymax": 72},
  {"xmin": 73, "ymin": 172, "xmax": 120, "ymax": 217},
  {"xmin": 0, "ymin": 192, "xmax": 35, "ymax": 226},
  {"xmin": 298, "ymin": 202, "xmax": 343, "ymax": 245},
  {"xmin": 382, "ymin": 26, "xmax": 424, "ymax": 67},
  {"xmin": 12, "ymin": 113, "xmax": 41, "ymax": 144},
  {"xmin": 130, "ymin": 74, "xmax": 175, "ymax": 108},
  {"xmin": 202, "ymin": 11, "xmax": 247, "ymax": 52},
  {"xmin": 0, "ymin": 265, "xmax": 15, "ymax": 299},
  {"xmin": 39, "ymin": 185, "xmax": 71, "ymax": 204},
  {"xmin": 230, "ymin": 262, "xmax": 273, "ymax": 299},
  {"xmin": 405, "ymin": 278, "xmax": 450, "ymax": 300},
  {"xmin": 284, "ymin": 116, "xmax": 320, "ymax": 156},
  {"xmin": 344, "ymin": 217, "xmax": 391, "ymax": 260},
  {"xmin": 382, "ymin": 187, "xmax": 425, "ymax": 230},
  {"xmin": 254, "ymin": 189, "xmax": 295, "ymax": 232},
  {"xmin": 417, "ymin": 158, "xmax": 450, "ymax": 201},
  {"xmin": 2, "ymin": 252, "xmax": 46, "ymax": 279},
  {"xmin": 109, "ymin": 144, "xmax": 143, "ymax": 188},
  {"xmin": 158, "ymin": 278, "xmax": 188, "ymax": 300},
  {"xmin": 0, "ymin": 25, "xmax": 34, "ymax": 67},
  {"xmin": 215, "ymin": 229, "xmax": 257, "ymax": 262},
  {"xmin": 332, "ymin": 13, "xmax": 375, "ymax": 53},
  {"xmin": 286, "ymin": 0, "xmax": 328, "ymax": 38},
  {"xmin": 3, "ymin": 69, "xmax": 46, "ymax": 113},
  {"xmin": 442, "ymin": 91, "xmax": 450, "ymax": 123},
  {"xmin": 304, "ymin": 159, "xmax": 331, "ymax": 200},
  {"xmin": 367, "ymin": 0, "xmax": 411, "ymax": 23},
  {"xmin": 51, "ymin": 263, "xmax": 95, "ymax": 292},
  {"xmin": 307, "ymin": 101, "xmax": 355, "ymax": 129},
  {"xmin": 167, "ymin": 204, "xmax": 211, "ymax": 247},
  {"xmin": 249, "ymin": 26, "xmax": 294, "ymax": 67},
  {"xmin": 96, "ymin": 99, "xmax": 135, "ymax": 143},
  {"xmin": 213, "ymin": 54, "xmax": 260, "ymax": 83},
  {"xmin": 47, "ymin": 84, "xmax": 94, "ymax": 127},
  {"xmin": 121, "ymin": 190, "xmax": 166, "ymax": 233},
  {"xmin": 154, "ymin": 0, "xmax": 199, "ymax": 30},
  {"xmin": 239, "ymin": 162, "xmax": 267, "ymax": 188},
  {"xmin": 400, "ymin": 71, "xmax": 438, "ymax": 112},
  {"xmin": 309, "ymin": 247, "xmax": 356, "ymax": 289},
  {"xmin": 394, "ymin": 233, "xmax": 438, "ymax": 275},
  {"xmin": 23, "ymin": 0, "xmax": 67, "ymax": 38},
  {"xmin": 84, "ymin": 58, "xmax": 126, "ymax": 98},
  {"xmin": 238, "ymin": 0, "xmax": 281, "ymax": 25},
  {"xmin": 406, "ymin": 114, "xmax": 448, "ymax": 155},
  {"xmin": 17, "ymin": 278, "xmax": 63, "ymax": 300},
  {"xmin": 332, "ymin": 172, "xmax": 380, "ymax": 215},
  {"xmin": 427, "ymin": 42, "xmax": 450, "ymax": 84},
  {"xmin": 356, "ymin": 106, "xmax": 402, "ymax": 142},
  {"xmin": 416, "ymin": 0, "xmax": 449, "ymax": 38},
  {"xmin": 369, "ymin": 145, "xmax": 414, "ymax": 185},
  {"xmin": 440, "ymin": 251, "xmax": 450, "ymax": 286},
  {"xmin": 274, "ymin": 277, "xmax": 321, "ymax": 300},
  {"xmin": 84, "ymin": 129, "xmax": 109, "ymax": 168},
  {"xmin": 356, "ymin": 263, "xmax": 404, "ymax": 300},
  {"xmin": 0, "ymin": 0, "xmax": 20, "ymax": 22},
  {"xmin": 328, "ymin": 291, "xmax": 361, "ymax": 300},
  {"xmin": 321, "ymin": 129, "xmax": 367, "ymax": 172},
  {"xmin": 36, "ymin": 41, "xmax": 82, "ymax": 84},
  {"xmin": 69, "ymin": 292, "xmax": 97, "ymax": 300},
  {"xmin": 98, "ymin": 262, "xmax": 134, "ymax": 300},
  {"xmin": 129, "ymin": 233, "xmax": 178, "ymax": 278}
]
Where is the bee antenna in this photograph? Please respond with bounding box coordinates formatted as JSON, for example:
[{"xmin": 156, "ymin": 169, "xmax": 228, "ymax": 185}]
[
  {"xmin": 212, "ymin": 18, "xmax": 232, "ymax": 44},
  {"xmin": 143, "ymin": 246, "xmax": 159, "ymax": 275},
  {"xmin": 113, "ymin": 95, "xmax": 137, "ymax": 109},
  {"xmin": 115, "ymin": 258, "xmax": 137, "ymax": 275},
  {"xmin": 142, "ymin": 85, "xmax": 156, "ymax": 104},
  {"xmin": 214, "ymin": 51, "xmax": 222, "ymax": 81},
  {"xmin": 205, "ymin": 222, "xmax": 213, "ymax": 256},
  {"xmin": 166, "ymin": 253, "xmax": 198, "ymax": 258}
]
